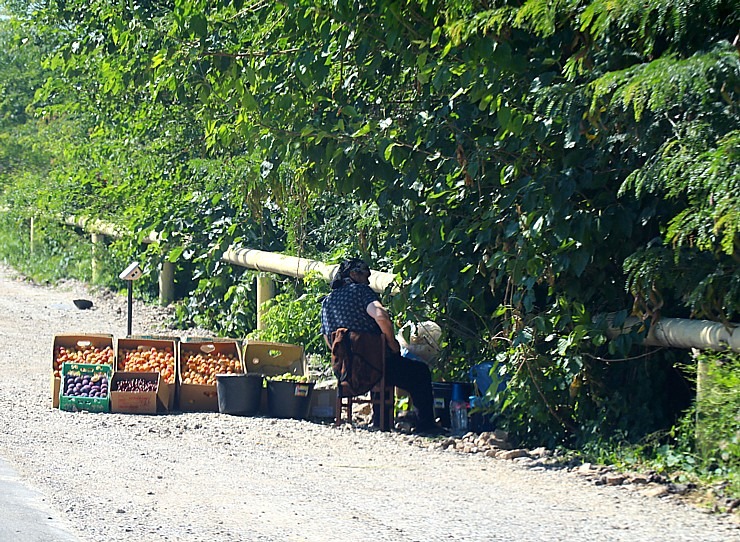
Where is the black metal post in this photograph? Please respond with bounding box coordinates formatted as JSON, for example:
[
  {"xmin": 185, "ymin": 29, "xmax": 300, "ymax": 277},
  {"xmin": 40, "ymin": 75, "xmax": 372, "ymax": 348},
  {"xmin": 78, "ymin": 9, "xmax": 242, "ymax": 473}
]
[{"xmin": 126, "ymin": 281, "xmax": 133, "ymax": 337}]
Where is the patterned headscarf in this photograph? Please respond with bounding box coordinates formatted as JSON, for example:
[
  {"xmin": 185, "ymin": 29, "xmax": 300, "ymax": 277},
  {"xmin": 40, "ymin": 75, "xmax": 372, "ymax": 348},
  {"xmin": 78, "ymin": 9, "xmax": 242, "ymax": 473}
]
[{"xmin": 330, "ymin": 258, "xmax": 371, "ymax": 289}]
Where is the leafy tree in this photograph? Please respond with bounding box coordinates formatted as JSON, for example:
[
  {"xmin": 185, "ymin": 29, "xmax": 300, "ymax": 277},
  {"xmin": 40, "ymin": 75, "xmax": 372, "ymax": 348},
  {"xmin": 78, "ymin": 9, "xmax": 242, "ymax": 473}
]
[{"xmin": 1, "ymin": 0, "xmax": 737, "ymax": 447}]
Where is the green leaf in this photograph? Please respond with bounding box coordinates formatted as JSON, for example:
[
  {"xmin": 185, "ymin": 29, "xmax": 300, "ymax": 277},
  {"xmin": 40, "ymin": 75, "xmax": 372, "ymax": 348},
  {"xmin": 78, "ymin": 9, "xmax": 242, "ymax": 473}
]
[
  {"xmin": 167, "ymin": 246, "xmax": 184, "ymax": 263},
  {"xmin": 430, "ymin": 26, "xmax": 441, "ymax": 48},
  {"xmin": 351, "ymin": 123, "xmax": 371, "ymax": 138},
  {"xmin": 383, "ymin": 142, "xmax": 398, "ymax": 161},
  {"xmin": 189, "ymin": 14, "xmax": 208, "ymax": 37}
]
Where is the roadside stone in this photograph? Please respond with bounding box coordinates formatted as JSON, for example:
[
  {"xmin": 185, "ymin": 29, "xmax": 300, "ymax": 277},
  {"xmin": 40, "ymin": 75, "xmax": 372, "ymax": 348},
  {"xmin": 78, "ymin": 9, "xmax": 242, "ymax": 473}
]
[
  {"xmin": 668, "ymin": 483, "xmax": 693, "ymax": 495},
  {"xmin": 645, "ymin": 485, "xmax": 670, "ymax": 498},
  {"xmin": 630, "ymin": 474, "xmax": 649, "ymax": 485},
  {"xmin": 605, "ymin": 474, "xmax": 626, "ymax": 486},
  {"xmin": 490, "ymin": 437, "xmax": 514, "ymax": 450},
  {"xmin": 498, "ymin": 449, "xmax": 530, "ymax": 460},
  {"xmin": 529, "ymin": 446, "xmax": 551, "ymax": 458}
]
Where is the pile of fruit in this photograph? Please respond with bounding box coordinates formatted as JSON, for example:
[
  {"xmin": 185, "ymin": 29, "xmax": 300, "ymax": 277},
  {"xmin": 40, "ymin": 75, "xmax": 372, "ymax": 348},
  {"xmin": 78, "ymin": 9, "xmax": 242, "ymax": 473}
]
[
  {"xmin": 113, "ymin": 377, "xmax": 158, "ymax": 393},
  {"xmin": 62, "ymin": 372, "xmax": 109, "ymax": 398},
  {"xmin": 53, "ymin": 344, "xmax": 114, "ymax": 379},
  {"xmin": 181, "ymin": 350, "xmax": 242, "ymax": 385},
  {"xmin": 269, "ymin": 373, "xmax": 312, "ymax": 383},
  {"xmin": 119, "ymin": 345, "xmax": 176, "ymax": 384}
]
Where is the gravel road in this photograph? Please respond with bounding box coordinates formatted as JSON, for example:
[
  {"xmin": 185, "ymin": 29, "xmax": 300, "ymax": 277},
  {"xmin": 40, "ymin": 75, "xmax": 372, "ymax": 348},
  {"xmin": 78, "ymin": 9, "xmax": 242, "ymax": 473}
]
[{"xmin": 0, "ymin": 264, "xmax": 738, "ymax": 542}]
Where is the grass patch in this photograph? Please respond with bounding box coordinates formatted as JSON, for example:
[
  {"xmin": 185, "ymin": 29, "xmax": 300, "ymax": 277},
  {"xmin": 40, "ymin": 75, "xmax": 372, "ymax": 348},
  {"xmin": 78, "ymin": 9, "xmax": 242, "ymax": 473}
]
[{"xmin": 0, "ymin": 215, "xmax": 94, "ymax": 283}]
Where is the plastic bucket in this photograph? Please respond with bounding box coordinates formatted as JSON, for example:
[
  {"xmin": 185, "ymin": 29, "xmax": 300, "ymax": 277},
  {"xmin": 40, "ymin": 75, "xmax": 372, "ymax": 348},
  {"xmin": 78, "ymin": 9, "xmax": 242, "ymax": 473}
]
[
  {"xmin": 216, "ymin": 373, "xmax": 263, "ymax": 416},
  {"xmin": 267, "ymin": 380, "xmax": 315, "ymax": 419},
  {"xmin": 432, "ymin": 382, "xmax": 473, "ymax": 428}
]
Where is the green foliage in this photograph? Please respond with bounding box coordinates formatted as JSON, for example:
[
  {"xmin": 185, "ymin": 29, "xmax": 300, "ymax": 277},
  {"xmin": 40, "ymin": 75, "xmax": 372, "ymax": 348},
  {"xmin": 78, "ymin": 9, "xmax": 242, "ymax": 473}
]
[
  {"xmin": 696, "ymin": 350, "xmax": 740, "ymax": 474},
  {"xmin": 0, "ymin": 214, "xmax": 94, "ymax": 283},
  {"xmin": 247, "ymin": 274, "xmax": 329, "ymax": 359}
]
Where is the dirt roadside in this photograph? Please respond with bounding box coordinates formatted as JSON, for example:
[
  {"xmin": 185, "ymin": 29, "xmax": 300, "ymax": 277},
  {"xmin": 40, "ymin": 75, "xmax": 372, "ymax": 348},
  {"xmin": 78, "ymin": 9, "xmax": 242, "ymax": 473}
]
[{"xmin": 0, "ymin": 264, "xmax": 737, "ymax": 542}]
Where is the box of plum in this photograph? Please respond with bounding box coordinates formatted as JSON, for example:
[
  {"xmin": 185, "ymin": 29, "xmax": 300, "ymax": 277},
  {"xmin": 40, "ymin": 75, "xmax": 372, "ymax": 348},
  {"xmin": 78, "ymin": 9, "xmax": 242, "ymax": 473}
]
[
  {"xmin": 178, "ymin": 339, "xmax": 244, "ymax": 412},
  {"xmin": 52, "ymin": 334, "xmax": 115, "ymax": 408},
  {"xmin": 59, "ymin": 362, "xmax": 112, "ymax": 413},
  {"xmin": 110, "ymin": 372, "xmax": 165, "ymax": 414},
  {"xmin": 117, "ymin": 337, "xmax": 178, "ymax": 412}
]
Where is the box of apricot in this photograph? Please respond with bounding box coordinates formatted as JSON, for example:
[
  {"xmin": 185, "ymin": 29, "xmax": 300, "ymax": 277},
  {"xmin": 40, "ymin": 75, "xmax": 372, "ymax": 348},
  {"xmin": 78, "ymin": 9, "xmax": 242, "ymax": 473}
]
[
  {"xmin": 116, "ymin": 337, "xmax": 178, "ymax": 412},
  {"xmin": 178, "ymin": 339, "xmax": 244, "ymax": 412}
]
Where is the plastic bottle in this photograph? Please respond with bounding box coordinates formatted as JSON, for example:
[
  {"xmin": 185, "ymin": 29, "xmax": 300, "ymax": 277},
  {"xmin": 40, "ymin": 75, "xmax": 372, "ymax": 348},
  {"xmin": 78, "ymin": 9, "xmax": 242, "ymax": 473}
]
[
  {"xmin": 449, "ymin": 383, "xmax": 469, "ymax": 436},
  {"xmin": 468, "ymin": 395, "xmax": 481, "ymax": 433}
]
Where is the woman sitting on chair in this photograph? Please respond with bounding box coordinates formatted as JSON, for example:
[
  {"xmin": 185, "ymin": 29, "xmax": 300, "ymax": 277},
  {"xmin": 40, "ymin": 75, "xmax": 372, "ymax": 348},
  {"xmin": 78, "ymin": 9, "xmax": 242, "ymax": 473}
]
[{"xmin": 320, "ymin": 258, "xmax": 441, "ymax": 434}]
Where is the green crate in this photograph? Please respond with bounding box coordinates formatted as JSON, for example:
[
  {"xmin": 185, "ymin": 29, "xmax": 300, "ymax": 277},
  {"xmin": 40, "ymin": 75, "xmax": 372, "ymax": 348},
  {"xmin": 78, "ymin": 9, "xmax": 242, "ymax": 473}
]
[{"xmin": 59, "ymin": 362, "xmax": 112, "ymax": 413}]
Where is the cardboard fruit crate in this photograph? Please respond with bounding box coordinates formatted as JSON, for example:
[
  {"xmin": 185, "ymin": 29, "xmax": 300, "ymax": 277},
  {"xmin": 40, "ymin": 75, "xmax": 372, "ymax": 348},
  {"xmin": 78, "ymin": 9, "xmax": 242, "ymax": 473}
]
[
  {"xmin": 309, "ymin": 386, "xmax": 337, "ymax": 418},
  {"xmin": 178, "ymin": 339, "xmax": 243, "ymax": 412},
  {"xmin": 59, "ymin": 362, "xmax": 112, "ymax": 413},
  {"xmin": 242, "ymin": 340, "xmax": 306, "ymax": 378},
  {"xmin": 116, "ymin": 337, "xmax": 178, "ymax": 412},
  {"xmin": 110, "ymin": 371, "xmax": 166, "ymax": 414},
  {"xmin": 52, "ymin": 334, "xmax": 114, "ymax": 408}
]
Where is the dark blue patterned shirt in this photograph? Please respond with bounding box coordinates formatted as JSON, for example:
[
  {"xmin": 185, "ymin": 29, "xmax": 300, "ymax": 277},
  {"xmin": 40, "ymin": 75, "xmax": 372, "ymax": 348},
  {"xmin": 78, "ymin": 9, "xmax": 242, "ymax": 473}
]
[{"xmin": 320, "ymin": 283, "xmax": 382, "ymax": 336}]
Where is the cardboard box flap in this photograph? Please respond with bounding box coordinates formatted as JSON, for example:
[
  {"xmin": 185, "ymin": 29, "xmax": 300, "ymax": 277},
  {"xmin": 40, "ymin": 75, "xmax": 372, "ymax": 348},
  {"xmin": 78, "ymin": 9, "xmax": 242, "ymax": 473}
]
[
  {"xmin": 128, "ymin": 334, "xmax": 181, "ymax": 341},
  {"xmin": 53, "ymin": 333, "xmax": 114, "ymax": 354},
  {"xmin": 182, "ymin": 336, "xmax": 239, "ymax": 343},
  {"xmin": 243, "ymin": 340, "xmax": 306, "ymax": 377}
]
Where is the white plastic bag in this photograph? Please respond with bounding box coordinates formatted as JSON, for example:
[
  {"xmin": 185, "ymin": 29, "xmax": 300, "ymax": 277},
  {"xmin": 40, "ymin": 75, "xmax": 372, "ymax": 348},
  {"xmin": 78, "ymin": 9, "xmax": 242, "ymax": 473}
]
[{"xmin": 396, "ymin": 321, "xmax": 442, "ymax": 365}]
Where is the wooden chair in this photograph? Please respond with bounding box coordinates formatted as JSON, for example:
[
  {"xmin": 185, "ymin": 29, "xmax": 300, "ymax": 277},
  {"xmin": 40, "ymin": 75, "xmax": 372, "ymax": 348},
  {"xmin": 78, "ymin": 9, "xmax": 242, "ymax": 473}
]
[{"xmin": 334, "ymin": 334, "xmax": 395, "ymax": 431}]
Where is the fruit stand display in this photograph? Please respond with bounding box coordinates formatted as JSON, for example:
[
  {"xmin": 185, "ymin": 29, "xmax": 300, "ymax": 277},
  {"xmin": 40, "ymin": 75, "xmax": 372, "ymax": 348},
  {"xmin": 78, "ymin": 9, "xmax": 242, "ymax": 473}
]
[
  {"xmin": 52, "ymin": 334, "xmax": 114, "ymax": 408},
  {"xmin": 178, "ymin": 339, "xmax": 244, "ymax": 412},
  {"xmin": 59, "ymin": 362, "xmax": 112, "ymax": 413},
  {"xmin": 116, "ymin": 337, "xmax": 178, "ymax": 411},
  {"xmin": 51, "ymin": 335, "xmax": 326, "ymax": 420}
]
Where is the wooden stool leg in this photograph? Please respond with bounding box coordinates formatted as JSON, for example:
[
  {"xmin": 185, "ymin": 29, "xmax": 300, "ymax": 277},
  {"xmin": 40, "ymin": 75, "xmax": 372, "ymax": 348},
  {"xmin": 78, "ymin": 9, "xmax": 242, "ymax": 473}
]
[
  {"xmin": 386, "ymin": 385, "xmax": 394, "ymax": 429},
  {"xmin": 335, "ymin": 392, "xmax": 353, "ymax": 426},
  {"xmin": 335, "ymin": 392, "xmax": 342, "ymax": 426}
]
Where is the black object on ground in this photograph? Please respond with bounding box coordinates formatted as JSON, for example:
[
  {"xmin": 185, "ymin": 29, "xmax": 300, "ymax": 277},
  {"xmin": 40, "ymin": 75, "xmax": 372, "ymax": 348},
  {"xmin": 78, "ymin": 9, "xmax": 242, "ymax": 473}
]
[{"xmin": 216, "ymin": 373, "xmax": 263, "ymax": 416}]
